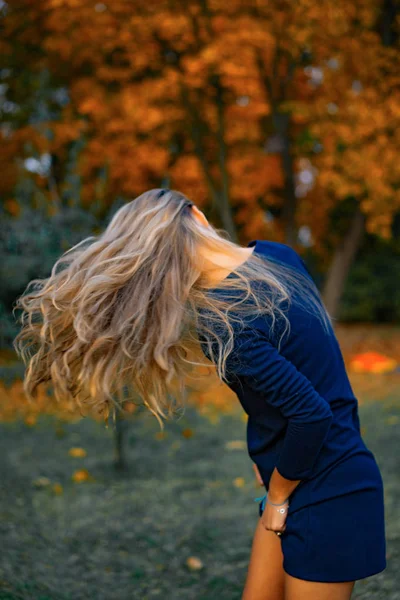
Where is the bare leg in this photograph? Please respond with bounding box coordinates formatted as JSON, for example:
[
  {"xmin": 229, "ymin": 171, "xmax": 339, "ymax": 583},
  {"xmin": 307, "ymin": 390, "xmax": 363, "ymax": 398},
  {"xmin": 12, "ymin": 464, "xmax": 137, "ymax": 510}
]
[
  {"xmin": 241, "ymin": 518, "xmax": 285, "ymax": 600},
  {"xmin": 284, "ymin": 573, "xmax": 355, "ymax": 600}
]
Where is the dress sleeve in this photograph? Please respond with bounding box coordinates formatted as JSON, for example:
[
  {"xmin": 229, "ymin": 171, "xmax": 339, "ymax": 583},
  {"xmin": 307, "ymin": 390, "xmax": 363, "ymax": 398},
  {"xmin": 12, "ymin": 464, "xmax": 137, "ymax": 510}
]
[{"xmin": 225, "ymin": 327, "xmax": 333, "ymax": 481}]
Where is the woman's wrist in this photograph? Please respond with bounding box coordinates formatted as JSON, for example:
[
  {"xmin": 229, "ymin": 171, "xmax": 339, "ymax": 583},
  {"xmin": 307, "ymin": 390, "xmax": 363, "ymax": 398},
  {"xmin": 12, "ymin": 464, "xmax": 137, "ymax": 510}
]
[
  {"xmin": 267, "ymin": 491, "xmax": 289, "ymax": 505},
  {"xmin": 267, "ymin": 467, "xmax": 301, "ymax": 505}
]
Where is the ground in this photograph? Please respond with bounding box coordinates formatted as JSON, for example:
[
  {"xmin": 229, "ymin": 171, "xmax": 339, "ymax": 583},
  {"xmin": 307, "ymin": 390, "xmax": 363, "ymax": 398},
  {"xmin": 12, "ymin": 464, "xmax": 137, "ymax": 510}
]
[{"xmin": 0, "ymin": 386, "xmax": 398, "ymax": 600}]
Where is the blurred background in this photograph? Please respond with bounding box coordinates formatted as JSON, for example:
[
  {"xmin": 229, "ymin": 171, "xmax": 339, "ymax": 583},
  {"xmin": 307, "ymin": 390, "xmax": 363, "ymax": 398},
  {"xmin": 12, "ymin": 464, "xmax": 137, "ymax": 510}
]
[{"xmin": 0, "ymin": 1, "xmax": 399, "ymax": 599}]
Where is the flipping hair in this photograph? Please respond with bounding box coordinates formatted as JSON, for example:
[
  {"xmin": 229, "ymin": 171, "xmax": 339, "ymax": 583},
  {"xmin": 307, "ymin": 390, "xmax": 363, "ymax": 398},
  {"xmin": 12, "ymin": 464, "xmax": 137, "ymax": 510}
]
[{"xmin": 13, "ymin": 188, "xmax": 332, "ymax": 428}]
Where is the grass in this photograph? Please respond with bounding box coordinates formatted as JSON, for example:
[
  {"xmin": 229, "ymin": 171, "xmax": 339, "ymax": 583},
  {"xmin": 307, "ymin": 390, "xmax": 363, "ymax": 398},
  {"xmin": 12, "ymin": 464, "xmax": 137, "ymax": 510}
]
[
  {"xmin": 0, "ymin": 394, "xmax": 399, "ymax": 599},
  {"xmin": 0, "ymin": 405, "xmax": 259, "ymax": 600},
  {"xmin": 0, "ymin": 323, "xmax": 399, "ymax": 599}
]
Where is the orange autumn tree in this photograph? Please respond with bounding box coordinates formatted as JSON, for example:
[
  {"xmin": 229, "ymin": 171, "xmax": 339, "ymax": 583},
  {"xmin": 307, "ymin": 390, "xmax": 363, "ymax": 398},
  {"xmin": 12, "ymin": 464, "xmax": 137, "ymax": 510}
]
[
  {"xmin": 1, "ymin": 0, "xmax": 400, "ymax": 310},
  {"xmin": 1, "ymin": 0, "xmax": 400, "ymax": 445},
  {"xmin": 304, "ymin": 5, "xmax": 400, "ymax": 315}
]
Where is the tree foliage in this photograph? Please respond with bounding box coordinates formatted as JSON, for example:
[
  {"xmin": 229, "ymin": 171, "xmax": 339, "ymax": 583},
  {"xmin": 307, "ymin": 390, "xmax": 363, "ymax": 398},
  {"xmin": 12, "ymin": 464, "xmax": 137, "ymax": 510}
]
[{"xmin": 1, "ymin": 0, "xmax": 400, "ymax": 248}]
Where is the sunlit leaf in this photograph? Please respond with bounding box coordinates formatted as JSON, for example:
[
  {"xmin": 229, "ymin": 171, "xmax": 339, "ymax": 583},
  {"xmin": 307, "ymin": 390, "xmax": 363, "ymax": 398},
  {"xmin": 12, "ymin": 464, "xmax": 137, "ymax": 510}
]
[
  {"xmin": 186, "ymin": 556, "xmax": 204, "ymax": 571},
  {"xmin": 233, "ymin": 477, "xmax": 246, "ymax": 488},
  {"xmin": 68, "ymin": 447, "xmax": 87, "ymax": 457},
  {"xmin": 72, "ymin": 469, "xmax": 92, "ymax": 483}
]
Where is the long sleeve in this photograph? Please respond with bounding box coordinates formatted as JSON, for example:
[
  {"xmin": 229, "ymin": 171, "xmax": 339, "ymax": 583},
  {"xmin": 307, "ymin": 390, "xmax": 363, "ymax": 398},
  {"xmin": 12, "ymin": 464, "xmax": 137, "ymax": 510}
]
[{"xmin": 225, "ymin": 326, "xmax": 333, "ymax": 481}]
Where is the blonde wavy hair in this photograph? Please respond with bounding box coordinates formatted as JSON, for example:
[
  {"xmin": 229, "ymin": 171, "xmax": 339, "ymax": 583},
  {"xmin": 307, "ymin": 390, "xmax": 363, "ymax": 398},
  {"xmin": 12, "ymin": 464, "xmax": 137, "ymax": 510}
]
[{"xmin": 13, "ymin": 188, "xmax": 332, "ymax": 429}]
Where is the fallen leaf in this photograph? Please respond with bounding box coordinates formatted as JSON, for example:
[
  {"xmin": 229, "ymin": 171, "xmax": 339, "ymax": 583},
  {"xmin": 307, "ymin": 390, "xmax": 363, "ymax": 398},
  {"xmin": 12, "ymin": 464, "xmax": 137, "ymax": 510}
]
[
  {"xmin": 68, "ymin": 447, "xmax": 87, "ymax": 457},
  {"xmin": 349, "ymin": 352, "xmax": 397, "ymax": 373},
  {"xmin": 182, "ymin": 428, "xmax": 194, "ymax": 438},
  {"xmin": 233, "ymin": 477, "xmax": 246, "ymax": 488},
  {"xmin": 225, "ymin": 440, "xmax": 246, "ymax": 450},
  {"xmin": 72, "ymin": 469, "xmax": 92, "ymax": 483},
  {"xmin": 186, "ymin": 556, "xmax": 204, "ymax": 571},
  {"xmin": 33, "ymin": 477, "xmax": 51, "ymax": 488},
  {"xmin": 52, "ymin": 483, "xmax": 63, "ymax": 495}
]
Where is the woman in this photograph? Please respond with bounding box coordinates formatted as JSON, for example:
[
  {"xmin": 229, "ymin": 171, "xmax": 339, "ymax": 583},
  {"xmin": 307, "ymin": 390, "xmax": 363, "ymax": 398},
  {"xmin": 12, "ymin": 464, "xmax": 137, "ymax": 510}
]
[{"xmin": 14, "ymin": 189, "xmax": 386, "ymax": 600}]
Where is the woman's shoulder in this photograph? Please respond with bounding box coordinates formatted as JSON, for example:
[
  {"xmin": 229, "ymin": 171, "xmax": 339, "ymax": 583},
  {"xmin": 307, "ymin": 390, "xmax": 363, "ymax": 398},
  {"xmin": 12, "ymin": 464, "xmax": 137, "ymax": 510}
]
[
  {"xmin": 249, "ymin": 239, "xmax": 295, "ymax": 256},
  {"xmin": 249, "ymin": 239, "xmax": 309, "ymax": 274}
]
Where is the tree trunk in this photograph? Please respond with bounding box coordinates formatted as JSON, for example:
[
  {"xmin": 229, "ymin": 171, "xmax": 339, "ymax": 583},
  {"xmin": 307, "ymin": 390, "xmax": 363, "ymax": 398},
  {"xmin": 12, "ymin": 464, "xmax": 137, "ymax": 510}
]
[
  {"xmin": 180, "ymin": 82, "xmax": 237, "ymax": 242},
  {"xmin": 321, "ymin": 208, "xmax": 365, "ymax": 320},
  {"xmin": 274, "ymin": 112, "xmax": 297, "ymax": 247},
  {"xmin": 214, "ymin": 75, "xmax": 238, "ymax": 243},
  {"xmin": 256, "ymin": 47, "xmax": 298, "ymax": 248},
  {"xmin": 114, "ymin": 409, "xmax": 128, "ymax": 471},
  {"xmin": 322, "ymin": 3, "xmax": 396, "ymax": 321}
]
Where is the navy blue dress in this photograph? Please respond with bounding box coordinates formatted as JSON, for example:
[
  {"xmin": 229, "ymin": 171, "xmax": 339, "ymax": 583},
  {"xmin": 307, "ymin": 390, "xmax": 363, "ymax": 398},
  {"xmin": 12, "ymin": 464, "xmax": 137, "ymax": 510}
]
[{"xmin": 199, "ymin": 240, "xmax": 386, "ymax": 583}]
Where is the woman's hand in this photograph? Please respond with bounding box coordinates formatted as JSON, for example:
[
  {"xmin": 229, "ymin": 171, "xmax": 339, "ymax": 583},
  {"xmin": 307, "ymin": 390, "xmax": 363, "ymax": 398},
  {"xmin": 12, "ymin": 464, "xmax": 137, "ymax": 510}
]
[
  {"xmin": 260, "ymin": 498, "xmax": 288, "ymax": 535},
  {"xmin": 253, "ymin": 464, "xmax": 294, "ymax": 535}
]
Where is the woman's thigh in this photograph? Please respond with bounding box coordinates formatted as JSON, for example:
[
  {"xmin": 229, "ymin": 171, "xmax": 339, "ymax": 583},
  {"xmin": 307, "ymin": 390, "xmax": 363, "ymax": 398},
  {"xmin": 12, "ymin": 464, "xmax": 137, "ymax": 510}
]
[
  {"xmin": 284, "ymin": 573, "xmax": 355, "ymax": 600},
  {"xmin": 242, "ymin": 518, "xmax": 285, "ymax": 600}
]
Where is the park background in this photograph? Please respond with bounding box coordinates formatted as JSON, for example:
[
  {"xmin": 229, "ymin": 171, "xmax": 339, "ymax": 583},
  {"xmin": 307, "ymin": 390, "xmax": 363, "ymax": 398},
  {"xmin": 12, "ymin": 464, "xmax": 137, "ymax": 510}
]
[{"xmin": 0, "ymin": 1, "xmax": 399, "ymax": 599}]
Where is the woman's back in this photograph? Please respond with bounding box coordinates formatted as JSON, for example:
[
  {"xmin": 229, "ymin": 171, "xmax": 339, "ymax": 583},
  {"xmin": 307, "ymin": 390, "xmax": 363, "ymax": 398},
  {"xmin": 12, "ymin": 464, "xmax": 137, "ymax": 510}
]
[
  {"xmin": 200, "ymin": 239, "xmax": 384, "ymax": 514},
  {"xmin": 247, "ymin": 240, "xmax": 358, "ymax": 409}
]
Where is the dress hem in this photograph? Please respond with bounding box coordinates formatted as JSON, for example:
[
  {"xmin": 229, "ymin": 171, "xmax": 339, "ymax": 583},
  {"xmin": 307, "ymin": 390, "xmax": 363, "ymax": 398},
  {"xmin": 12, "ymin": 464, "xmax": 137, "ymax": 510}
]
[{"xmin": 282, "ymin": 561, "xmax": 387, "ymax": 584}]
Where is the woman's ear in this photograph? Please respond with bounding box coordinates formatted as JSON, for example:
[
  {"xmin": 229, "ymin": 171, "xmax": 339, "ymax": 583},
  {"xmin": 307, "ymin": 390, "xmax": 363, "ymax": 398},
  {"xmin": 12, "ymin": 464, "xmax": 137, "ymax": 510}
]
[
  {"xmin": 191, "ymin": 205, "xmax": 209, "ymax": 228},
  {"xmin": 191, "ymin": 204, "xmax": 209, "ymax": 227}
]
